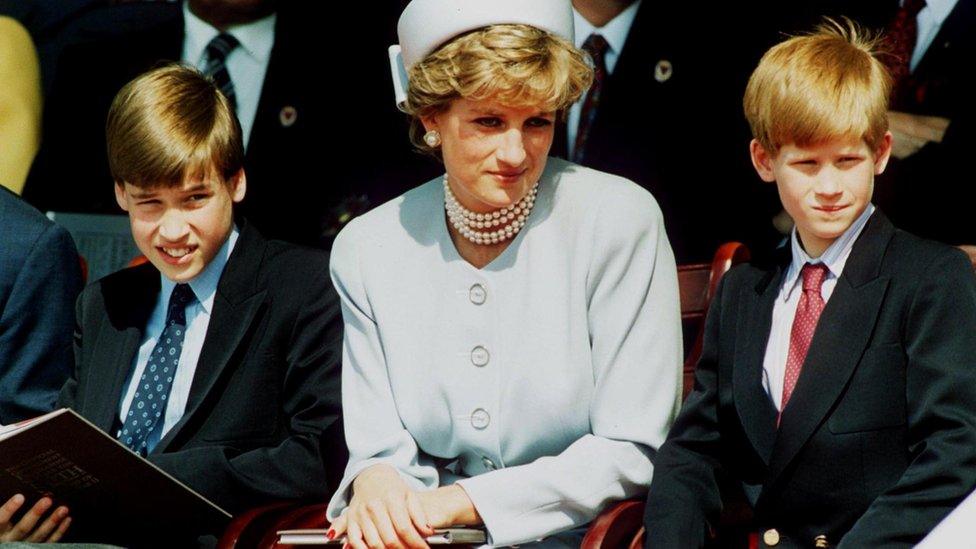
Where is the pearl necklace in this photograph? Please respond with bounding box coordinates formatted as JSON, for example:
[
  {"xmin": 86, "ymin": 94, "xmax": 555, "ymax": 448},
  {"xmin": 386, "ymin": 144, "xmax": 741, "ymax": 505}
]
[{"xmin": 443, "ymin": 174, "xmax": 539, "ymax": 245}]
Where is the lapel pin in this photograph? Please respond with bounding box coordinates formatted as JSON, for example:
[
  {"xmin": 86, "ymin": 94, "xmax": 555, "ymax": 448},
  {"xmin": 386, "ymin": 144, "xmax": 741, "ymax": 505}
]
[
  {"xmin": 279, "ymin": 106, "xmax": 298, "ymax": 127},
  {"xmin": 654, "ymin": 59, "xmax": 673, "ymax": 83}
]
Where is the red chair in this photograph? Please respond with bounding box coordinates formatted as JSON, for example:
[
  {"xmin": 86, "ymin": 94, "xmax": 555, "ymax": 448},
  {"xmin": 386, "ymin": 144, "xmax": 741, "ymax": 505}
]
[
  {"xmin": 79, "ymin": 255, "xmax": 89, "ymax": 284},
  {"xmin": 128, "ymin": 254, "xmax": 149, "ymax": 268},
  {"xmin": 219, "ymin": 242, "xmax": 752, "ymax": 549},
  {"xmin": 580, "ymin": 242, "xmax": 751, "ymax": 549}
]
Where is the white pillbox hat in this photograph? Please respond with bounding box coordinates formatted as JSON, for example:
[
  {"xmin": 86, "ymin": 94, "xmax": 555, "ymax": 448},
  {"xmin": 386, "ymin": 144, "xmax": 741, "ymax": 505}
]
[{"xmin": 389, "ymin": 0, "xmax": 574, "ymax": 110}]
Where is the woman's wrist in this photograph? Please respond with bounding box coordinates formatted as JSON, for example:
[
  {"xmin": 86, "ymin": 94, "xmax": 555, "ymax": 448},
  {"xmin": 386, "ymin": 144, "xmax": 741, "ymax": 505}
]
[
  {"xmin": 352, "ymin": 463, "xmax": 403, "ymax": 496},
  {"xmin": 424, "ymin": 484, "xmax": 482, "ymax": 527}
]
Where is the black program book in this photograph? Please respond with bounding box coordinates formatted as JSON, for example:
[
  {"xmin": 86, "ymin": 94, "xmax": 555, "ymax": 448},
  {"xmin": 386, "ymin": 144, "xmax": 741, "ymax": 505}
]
[{"xmin": 0, "ymin": 408, "xmax": 231, "ymax": 545}]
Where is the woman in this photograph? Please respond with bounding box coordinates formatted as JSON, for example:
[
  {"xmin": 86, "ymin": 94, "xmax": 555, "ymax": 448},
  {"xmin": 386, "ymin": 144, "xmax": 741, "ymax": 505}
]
[{"xmin": 326, "ymin": 1, "xmax": 682, "ymax": 546}]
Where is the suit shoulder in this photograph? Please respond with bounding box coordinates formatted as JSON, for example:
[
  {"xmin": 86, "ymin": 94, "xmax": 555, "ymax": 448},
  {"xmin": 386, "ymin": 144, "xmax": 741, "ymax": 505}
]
[
  {"xmin": 0, "ymin": 188, "xmax": 58, "ymax": 237},
  {"xmin": 262, "ymin": 239, "xmax": 332, "ymax": 280},
  {"xmin": 884, "ymin": 229, "xmax": 971, "ymax": 277},
  {"xmin": 87, "ymin": 262, "xmax": 153, "ymax": 294},
  {"xmin": 248, "ymin": 241, "xmax": 335, "ymax": 310}
]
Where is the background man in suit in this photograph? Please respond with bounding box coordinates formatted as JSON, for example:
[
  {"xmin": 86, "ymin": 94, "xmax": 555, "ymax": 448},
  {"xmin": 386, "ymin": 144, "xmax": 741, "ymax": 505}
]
[
  {"xmin": 1, "ymin": 65, "xmax": 343, "ymax": 545},
  {"xmin": 555, "ymin": 0, "xmax": 780, "ymax": 263},
  {"xmin": 0, "ymin": 187, "xmax": 81, "ymax": 425},
  {"xmin": 644, "ymin": 21, "xmax": 976, "ymax": 547},
  {"xmin": 22, "ymin": 0, "xmax": 400, "ymax": 247}
]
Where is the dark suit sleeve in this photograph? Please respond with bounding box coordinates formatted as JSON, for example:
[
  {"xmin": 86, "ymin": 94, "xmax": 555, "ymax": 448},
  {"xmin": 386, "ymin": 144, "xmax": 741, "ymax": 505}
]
[
  {"xmin": 148, "ymin": 268, "xmax": 344, "ymax": 513},
  {"xmin": 644, "ymin": 275, "xmax": 731, "ymax": 548},
  {"xmin": 0, "ymin": 222, "xmax": 81, "ymax": 423},
  {"xmin": 840, "ymin": 248, "xmax": 976, "ymax": 547}
]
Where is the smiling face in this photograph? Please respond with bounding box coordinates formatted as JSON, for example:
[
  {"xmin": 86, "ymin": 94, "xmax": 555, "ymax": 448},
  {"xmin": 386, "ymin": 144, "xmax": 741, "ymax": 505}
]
[
  {"xmin": 422, "ymin": 97, "xmax": 555, "ymax": 213},
  {"xmin": 751, "ymin": 132, "xmax": 892, "ymax": 257},
  {"xmin": 115, "ymin": 169, "xmax": 246, "ymax": 282}
]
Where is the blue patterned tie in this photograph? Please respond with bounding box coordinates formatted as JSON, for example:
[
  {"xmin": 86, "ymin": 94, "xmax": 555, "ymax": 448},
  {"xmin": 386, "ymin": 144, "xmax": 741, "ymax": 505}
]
[
  {"xmin": 120, "ymin": 283, "xmax": 195, "ymax": 456},
  {"xmin": 204, "ymin": 33, "xmax": 240, "ymax": 110}
]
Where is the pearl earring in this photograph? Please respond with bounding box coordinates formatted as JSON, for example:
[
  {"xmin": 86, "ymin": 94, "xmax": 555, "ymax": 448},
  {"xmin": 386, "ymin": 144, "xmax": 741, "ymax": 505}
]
[{"xmin": 424, "ymin": 130, "xmax": 441, "ymax": 148}]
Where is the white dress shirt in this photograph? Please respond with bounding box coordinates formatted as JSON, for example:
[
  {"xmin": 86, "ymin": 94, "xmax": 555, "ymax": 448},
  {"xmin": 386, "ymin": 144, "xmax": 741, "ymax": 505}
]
[
  {"xmin": 910, "ymin": 0, "xmax": 960, "ymax": 71},
  {"xmin": 326, "ymin": 158, "xmax": 682, "ymax": 546},
  {"xmin": 567, "ymin": 0, "xmax": 642, "ymax": 157},
  {"xmin": 118, "ymin": 227, "xmax": 239, "ymax": 450},
  {"xmin": 181, "ymin": 1, "xmax": 275, "ymax": 148},
  {"xmin": 761, "ymin": 205, "xmax": 875, "ymax": 411}
]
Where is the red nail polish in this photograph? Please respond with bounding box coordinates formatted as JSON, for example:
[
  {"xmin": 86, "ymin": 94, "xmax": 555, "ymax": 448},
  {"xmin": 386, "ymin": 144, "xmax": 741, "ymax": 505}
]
[{"xmin": 327, "ymin": 529, "xmax": 336, "ymax": 540}]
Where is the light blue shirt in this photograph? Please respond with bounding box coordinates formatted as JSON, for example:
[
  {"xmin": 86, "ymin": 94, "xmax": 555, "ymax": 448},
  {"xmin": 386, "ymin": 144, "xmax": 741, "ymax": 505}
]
[
  {"xmin": 567, "ymin": 0, "xmax": 642, "ymax": 158},
  {"xmin": 910, "ymin": 0, "xmax": 960, "ymax": 72},
  {"xmin": 118, "ymin": 227, "xmax": 239, "ymax": 451},
  {"xmin": 761, "ymin": 205, "xmax": 875, "ymax": 410},
  {"xmin": 181, "ymin": 1, "xmax": 276, "ymax": 149}
]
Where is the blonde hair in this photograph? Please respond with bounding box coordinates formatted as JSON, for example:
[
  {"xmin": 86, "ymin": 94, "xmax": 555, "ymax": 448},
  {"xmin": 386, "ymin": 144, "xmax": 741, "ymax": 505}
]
[
  {"xmin": 743, "ymin": 17, "xmax": 891, "ymax": 156},
  {"xmin": 106, "ymin": 63, "xmax": 243, "ymax": 188},
  {"xmin": 405, "ymin": 24, "xmax": 593, "ymax": 155}
]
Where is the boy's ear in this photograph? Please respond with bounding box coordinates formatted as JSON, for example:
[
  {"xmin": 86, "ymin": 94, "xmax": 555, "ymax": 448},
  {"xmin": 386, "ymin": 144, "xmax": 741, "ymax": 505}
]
[
  {"xmin": 114, "ymin": 182, "xmax": 130, "ymax": 212},
  {"xmin": 874, "ymin": 131, "xmax": 893, "ymax": 175},
  {"xmin": 749, "ymin": 139, "xmax": 777, "ymax": 183},
  {"xmin": 229, "ymin": 169, "xmax": 246, "ymax": 203}
]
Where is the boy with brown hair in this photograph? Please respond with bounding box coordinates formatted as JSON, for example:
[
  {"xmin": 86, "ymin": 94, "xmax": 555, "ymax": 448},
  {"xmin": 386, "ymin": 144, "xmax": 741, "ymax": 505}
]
[
  {"xmin": 644, "ymin": 20, "xmax": 976, "ymax": 548},
  {"xmin": 1, "ymin": 64, "xmax": 343, "ymax": 544}
]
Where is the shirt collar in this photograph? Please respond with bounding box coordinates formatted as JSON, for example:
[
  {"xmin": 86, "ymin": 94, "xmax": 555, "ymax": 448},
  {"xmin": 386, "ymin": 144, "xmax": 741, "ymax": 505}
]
[
  {"xmin": 781, "ymin": 204, "xmax": 875, "ymax": 301},
  {"xmin": 159, "ymin": 225, "xmax": 239, "ymax": 316},
  {"xmin": 920, "ymin": 0, "xmax": 959, "ymax": 24},
  {"xmin": 573, "ymin": 0, "xmax": 642, "ymax": 57},
  {"xmin": 182, "ymin": 0, "xmax": 276, "ymax": 66}
]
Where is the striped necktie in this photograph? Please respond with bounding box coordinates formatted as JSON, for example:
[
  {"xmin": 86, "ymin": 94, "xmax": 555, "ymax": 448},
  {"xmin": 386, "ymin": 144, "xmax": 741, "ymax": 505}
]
[
  {"xmin": 204, "ymin": 33, "xmax": 240, "ymax": 110},
  {"xmin": 574, "ymin": 33, "xmax": 610, "ymax": 164}
]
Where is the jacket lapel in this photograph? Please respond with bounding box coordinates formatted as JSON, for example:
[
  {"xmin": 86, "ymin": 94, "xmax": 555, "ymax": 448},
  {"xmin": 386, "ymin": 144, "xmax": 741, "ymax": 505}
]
[
  {"xmin": 155, "ymin": 224, "xmax": 268, "ymax": 452},
  {"xmin": 732, "ymin": 260, "xmax": 784, "ymax": 465},
  {"xmin": 765, "ymin": 213, "xmax": 895, "ymax": 485},
  {"xmin": 88, "ymin": 264, "xmax": 160, "ymax": 431}
]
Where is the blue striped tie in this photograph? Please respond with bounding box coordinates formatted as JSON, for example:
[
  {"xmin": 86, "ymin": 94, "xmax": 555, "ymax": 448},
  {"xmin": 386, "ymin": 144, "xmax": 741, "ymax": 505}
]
[{"xmin": 204, "ymin": 33, "xmax": 240, "ymax": 110}]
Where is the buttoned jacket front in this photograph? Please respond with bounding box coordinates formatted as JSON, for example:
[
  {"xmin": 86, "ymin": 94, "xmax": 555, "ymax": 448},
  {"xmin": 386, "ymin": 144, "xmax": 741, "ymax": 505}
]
[{"xmin": 326, "ymin": 158, "xmax": 682, "ymax": 546}]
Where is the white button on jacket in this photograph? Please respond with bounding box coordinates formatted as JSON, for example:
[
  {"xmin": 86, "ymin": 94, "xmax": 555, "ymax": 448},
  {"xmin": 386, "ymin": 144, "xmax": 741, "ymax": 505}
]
[{"xmin": 326, "ymin": 159, "xmax": 682, "ymax": 547}]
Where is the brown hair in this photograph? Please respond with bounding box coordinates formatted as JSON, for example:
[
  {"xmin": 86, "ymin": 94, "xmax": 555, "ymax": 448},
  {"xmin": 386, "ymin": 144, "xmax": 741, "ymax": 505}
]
[
  {"xmin": 106, "ymin": 63, "xmax": 243, "ymax": 188},
  {"xmin": 743, "ymin": 17, "xmax": 891, "ymax": 156},
  {"xmin": 405, "ymin": 24, "xmax": 593, "ymax": 155}
]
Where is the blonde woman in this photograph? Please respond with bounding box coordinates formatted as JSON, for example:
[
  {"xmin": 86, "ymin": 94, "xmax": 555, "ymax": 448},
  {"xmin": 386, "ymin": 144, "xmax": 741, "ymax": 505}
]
[{"xmin": 326, "ymin": 1, "xmax": 682, "ymax": 546}]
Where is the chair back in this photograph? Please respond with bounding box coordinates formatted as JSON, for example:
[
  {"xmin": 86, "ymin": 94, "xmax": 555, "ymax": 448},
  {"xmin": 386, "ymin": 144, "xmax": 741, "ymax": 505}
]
[{"xmin": 678, "ymin": 242, "xmax": 750, "ymax": 399}]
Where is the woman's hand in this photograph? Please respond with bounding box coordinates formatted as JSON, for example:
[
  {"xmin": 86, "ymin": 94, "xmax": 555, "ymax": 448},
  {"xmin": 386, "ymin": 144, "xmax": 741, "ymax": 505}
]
[
  {"xmin": 331, "ymin": 464, "xmax": 435, "ymax": 549},
  {"xmin": 330, "ymin": 465, "xmax": 483, "ymax": 548},
  {"xmin": 0, "ymin": 494, "xmax": 72, "ymax": 542}
]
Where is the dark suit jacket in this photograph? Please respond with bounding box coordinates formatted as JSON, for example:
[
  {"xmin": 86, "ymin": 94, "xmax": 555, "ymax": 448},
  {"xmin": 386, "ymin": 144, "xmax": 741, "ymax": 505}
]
[
  {"xmin": 551, "ymin": 2, "xmax": 780, "ymax": 263},
  {"xmin": 0, "ymin": 186, "xmax": 81, "ymax": 424},
  {"xmin": 644, "ymin": 212, "xmax": 976, "ymax": 548},
  {"xmin": 59, "ymin": 223, "xmax": 344, "ymax": 540},
  {"xmin": 22, "ymin": 2, "xmax": 395, "ymax": 247}
]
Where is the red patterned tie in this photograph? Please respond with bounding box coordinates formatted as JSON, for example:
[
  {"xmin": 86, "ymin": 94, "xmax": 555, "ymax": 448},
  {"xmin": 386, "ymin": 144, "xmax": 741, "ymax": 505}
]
[
  {"xmin": 574, "ymin": 33, "xmax": 609, "ymax": 163},
  {"xmin": 781, "ymin": 263, "xmax": 830, "ymax": 410},
  {"xmin": 883, "ymin": 0, "xmax": 927, "ymax": 110}
]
